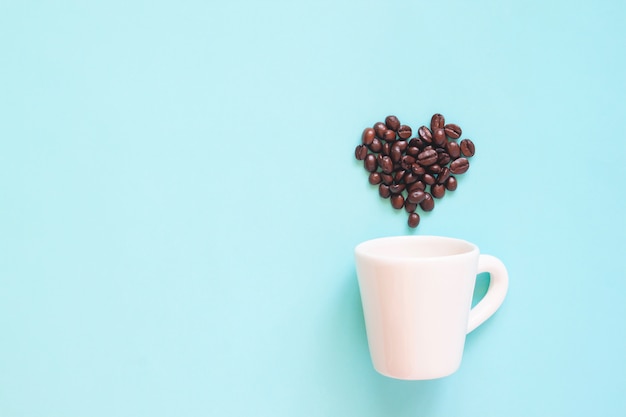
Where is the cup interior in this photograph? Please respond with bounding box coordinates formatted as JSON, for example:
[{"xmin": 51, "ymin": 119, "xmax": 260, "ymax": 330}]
[{"xmin": 355, "ymin": 236, "xmax": 477, "ymax": 260}]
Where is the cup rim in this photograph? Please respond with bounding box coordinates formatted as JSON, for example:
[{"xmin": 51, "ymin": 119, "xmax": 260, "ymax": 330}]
[{"xmin": 354, "ymin": 235, "xmax": 478, "ymax": 261}]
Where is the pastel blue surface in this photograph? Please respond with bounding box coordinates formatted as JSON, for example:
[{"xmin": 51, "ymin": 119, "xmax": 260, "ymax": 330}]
[{"xmin": 1, "ymin": 0, "xmax": 625, "ymax": 416}]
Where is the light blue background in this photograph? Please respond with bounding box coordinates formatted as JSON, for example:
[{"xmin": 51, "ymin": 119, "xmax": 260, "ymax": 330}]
[{"xmin": 1, "ymin": 0, "xmax": 625, "ymax": 416}]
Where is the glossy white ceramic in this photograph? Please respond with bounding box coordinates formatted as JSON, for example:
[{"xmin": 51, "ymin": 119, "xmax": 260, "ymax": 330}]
[{"xmin": 355, "ymin": 236, "xmax": 508, "ymax": 380}]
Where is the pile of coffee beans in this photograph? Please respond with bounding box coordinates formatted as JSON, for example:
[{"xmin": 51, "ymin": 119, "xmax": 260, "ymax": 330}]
[{"xmin": 355, "ymin": 114, "xmax": 475, "ymax": 228}]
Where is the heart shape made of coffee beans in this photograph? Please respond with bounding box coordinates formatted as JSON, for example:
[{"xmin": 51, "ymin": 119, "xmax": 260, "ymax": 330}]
[{"xmin": 355, "ymin": 114, "xmax": 475, "ymax": 228}]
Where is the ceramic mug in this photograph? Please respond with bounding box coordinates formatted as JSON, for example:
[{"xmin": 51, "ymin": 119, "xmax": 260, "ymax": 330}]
[{"xmin": 355, "ymin": 235, "xmax": 509, "ymax": 380}]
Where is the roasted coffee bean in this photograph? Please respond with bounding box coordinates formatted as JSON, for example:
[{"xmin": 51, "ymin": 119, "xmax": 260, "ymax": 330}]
[
  {"xmin": 444, "ymin": 124, "xmax": 462, "ymax": 139},
  {"xmin": 401, "ymin": 155, "xmax": 416, "ymax": 170},
  {"xmin": 428, "ymin": 164, "xmax": 442, "ymax": 175},
  {"xmin": 411, "ymin": 163, "xmax": 426, "ymax": 175},
  {"xmin": 362, "ymin": 127, "xmax": 375, "ymax": 145},
  {"xmin": 391, "ymin": 193, "xmax": 404, "ymax": 209},
  {"xmin": 408, "ymin": 212, "xmax": 420, "ymax": 228},
  {"xmin": 385, "ymin": 115, "xmax": 401, "ymax": 131},
  {"xmin": 397, "ymin": 125, "xmax": 412, "ymax": 139},
  {"xmin": 407, "ymin": 190, "xmax": 426, "ymax": 204},
  {"xmin": 369, "ymin": 172, "xmax": 382, "ymax": 185},
  {"xmin": 437, "ymin": 150, "xmax": 451, "ymax": 166},
  {"xmin": 381, "ymin": 142, "xmax": 391, "ymax": 156},
  {"xmin": 433, "ymin": 128, "xmax": 447, "ymax": 147},
  {"xmin": 383, "ymin": 129, "xmax": 397, "ymax": 142},
  {"xmin": 379, "ymin": 184, "xmax": 391, "ymax": 198},
  {"xmin": 423, "ymin": 145, "xmax": 434, "ymax": 152},
  {"xmin": 450, "ymin": 157, "xmax": 469, "ymax": 174},
  {"xmin": 420, "ymin": 193, "xmax": 435, "ymax": 211},
  {"xmin": 431, "ymin": 184, "xmax": 446, "ymax": 199},
  {"xmin": 389, "ymin": 183, "xmax": 406, "ymax": 194},
  {"xmin": 409, "ymin": 138, "xmax": 424, "ymax": 149},
  {"xmin": 369, "ymin": 137, "xmax": 382, "ymax": 153},
  {"xmin": 446, "ymin": 176, "xmax": 458, "ymax": 191},
  {"xmin": 417, "ymin": 149, "xmax": 438, "ymax": 166},
  {"xmin": 374, "ymin": 122, "xmax": 387, "ymax": 138},
  {"xmin": 403, "ymin": 171, "xmax": 419, "ymax": 184},
  {"xmin": 407, "ymin": 181, "xmax": 425, "ymax": 192},
  {"xmin": 437, "ymin": 167, "xmax": 451, "ymax": 184},
  {"xmin": 381, "ymin": 173, "xmax": 394, "ymax": 185},
  {"xmin": 394, "ymin": 169, "xmax": 406, "ymax": 183},
  {"xmin": 460, "ymin": 139, "xmax": 475, "ymax": 157},
  {"xmin": 364, "ymin": 154, "xmax": 377, "ymax": 172},
  {"xmin": 405, "ymin": 202, "xmax": 417, "ymax": 213},
  {"xmin": 446, "ymin": 141, "xmax": 461, "ymax": 159},
  {"xmin": 396, "ymin": 140, "xmax": 408, "ymax": 152},
  {"xmin": 380, "ymin": 156, "xmax": 393, "ymax": 174},
  {"xmin": 430, "ymin": 113, "xmax": 445, "ymax": 130},
  {"xmin": 355, "ymin": 145, "xmax": 368, "ymax": 160},
  {"xmin": 418, "ymin": 126, "xmax": 433, "ymax": 144},
  {"xmin": 391, "ymin": 143, "xmax": 403, "ymax": 163},
  {"xmin": 423, "ymin": 173, "xmax": 436, "ymax": 185},
  {"xmin": 406, "ymin": 146, "xmax": 420, "ymax": 157}
]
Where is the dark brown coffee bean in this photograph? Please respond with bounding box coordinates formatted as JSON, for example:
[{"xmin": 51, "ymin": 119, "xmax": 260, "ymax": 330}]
[
  {"xmin": 394, "ymin": 170, "xmax": 406, "ymax": 183},
  {"xmin": 362, "ymin": 127, "xmax": 375, "ymax": 145},
  {"xmin": 460, "ymin": 139, "xmax": 475, "ymax": 157},
  {"xmin": 379, "ymin": 184, "xmax": 391, "ymax": 198},
  {"xmin": 420, "ymin": 193, "xmax": 434, "ymax": 211},
  {"xmin": 391, "ymin": 193, "xmax": 404, "ymax": 209},
  {"xmin": 437, "ymin": 151, "xmax": 451, "ymax": 166},
  {"xmin": 407, "ymin": 181, "xmax": 425, "ymax": 192},
  {"xmin": 446, "ymin": 141, "xmax": 461, "ymax": 159},
  {"xmin": 431, "ymin": 184, "xmax": 446, "ymax": 199},
  {"xmin": 385, "ymin": 115, "xmax": 401, "ymax": 131},
  {"xmin": 405, "ymin": 202, "xmax": 417, "ymax": 213},
  {"xmin": 369, "ymin": 137, "xmax": 382, "ymax": 153},
  {"xmin": 411, "ymin": 163, "xmax": 425, "ymax": 175},
  {"xmin": 450, "ymin": 157, "xmax": 469, "ymax": 174},
  {"xmin": 433, "ymin": 128, "xmax": 447, "ymax": 147},
  {"xmin": 437, "ymin": 167, "xmax": 451, "ymax": 184},
  {"xmin": 369, "ymin": 172, "xmax": 382, "ymax": 185},
  {"xmin": 406, "ymin": 146, "xmax": 420, "ymax": 157},
  {"xmin": 408, "ymin": 212, "xmax": 420, "ymax": 228},
  {"xmin": 418, "ymin": 126, "xmax": 433, "ymax": 144},
  {"xmin": 407, "ymin": 190, "xmax": 426, "ymax": 204},
  {"xmin": 374, "ymin": 122, "xmax": 387, "ymax": 138},
  {"xmin": 446, "ymin": 176, "xmax": 458, "ymax": 191},
  {"xmin": 423, "ymin": 173, "xmax": 436, "ymax": 185},
  {"xmin": 417, "ymin": 149, "xmax": 438, "ymax": 166},
  {"xmin": 428, "ymin": 164, "xmax": 442, "ymax": 174},
  {"xmin": 401, "ymin": 155, "xmax": 416, "ymax": 170},
  {"xmin": 381, "ymin": 142, "xmax": 391, "ymax": 156},
  {"xmin": 396, "ymin": 140, "xmax": 408, "ymax": 152},
  {"xmin": 444, "ymin": 124, "xmax": 462, "ymax": 139},
  {"xmin": 383, "ymin": 129, "xmax": 396, "ymax": 142},
  {"xmin": 403, "ymin": 171, "xmax": 419, "ymax": 184},
  {"xmin": 381, "ymin": 173, "xmax": 394, "ymax": 185},
  {"xmin": 380, "ymin": 156, "xmax": 393, "ymax": 174},
  {"xmin": 409, "ymin": 138, "xmax": 424, "ymax": 149},
  {"xmin": 430, "ymin": 113, "xmax": 445, "ymax": 130},
  {"xmin": 391, "ymin": 144, "xmax": 403, "ymax": 163},
  {"xmin": 355, "ymin": 145, "xmax": 368, "ymax": 160},
  {"xmin": 364, "ymin": 154, "xmax": 377, "ymax": 172},
  {"xmin": 397, "ymin": 125, "xmax": 412, "ymax": 139},
  {"xmin": 389, "ymin": 183, "xmax": 406, "ymax": 194}
]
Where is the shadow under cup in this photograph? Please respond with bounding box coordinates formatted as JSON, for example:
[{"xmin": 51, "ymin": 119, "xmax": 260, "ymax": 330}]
[{"xmin": 355, "ymin": 236, "xmax": 508, "ymax": 380}]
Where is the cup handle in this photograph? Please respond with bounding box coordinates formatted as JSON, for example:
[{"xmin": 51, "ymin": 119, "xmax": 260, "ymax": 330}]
[{"xmin": 467, "ymin": 255, "xmax": 509, "ymax": 334}]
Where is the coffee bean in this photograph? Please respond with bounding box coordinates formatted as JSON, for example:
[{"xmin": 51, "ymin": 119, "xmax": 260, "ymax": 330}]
[
  {"xmin": 379, "ymin": 184, "xmax": 391, "ymax": 198},
  {"xmin": 411, "ymin": 163, "xmax": 425, "ymax": 175},
  {"xmin": 355, "ymin": 145, "xmax": 368, "ymax": 160},
  {"xmin": 369, "ymin": 138, "xmax": 382, "ymax": 153},
  {"xmin": 383, "ymin": 129, "xmax": 397, "ymax": 142},
  {"xmin": 406, "ymin": 146, "xmax": 420, "ymax": 157},
  {"xmin": 407, "ymin": 181, "xmax": 425, "ymax": 192},
  {"xmin": 450, "ymin": 157, "xmax": 469, "ymax": 174},
  {"xmin": 428, "ymin": 164, "xmax": 442, "ymax": 175},
  {"xmin": 362, "ymin": 127, "xmax": 375, "ymax": 145},
  {"xmin": 431, "ymin": 113, "xmax": 445, "ymax": 130},
  {"xmin": 407, "ymin": 190, "xmax": 426, "ymax": 204},
  {"xmin": 403, "ymin": 171, "xmax": 419, "ymax": 184},
  {"xmin": 423, "ymin": 173, "xmax": 436, "ymax": 185},
  {"xmin": 381, "ymin": 173, "xmax": 394, "ymax": 185},
  {"xmin": 405, "ymin": 202, "xmax": 417, "ymax": 213},
  {"xmin": 397, "ymin": 125, "xmax": 412, "ymax": 139},
  {"xmin": 437, "ymin": 167, "xmax": 451, "ymax": 184},
  {"xmin": 369, "ymin": 172, "xmax": 382, "ymax": 185},
  {"xmin": 389, "ymin": 183, "xmax": 406, "ymax": 194},
  {"xmin": 380, "ymin": 156, "xmax": 393, "ymax": 173},
  {"xmin": 385, "ymin": 115, "xmax": 401, "ymax": 131},
  {"xmin": 381, "ymin": 142, "xmax": 391, "ymax": 156},
  {"xmin": 431, "ymin": 184, "xmax": 446, "ymax": 199},
  {"xmin": 408, "ymin": 212, "xmax": 420, "ymax": 228},
  {"xmin": 460, "ymin": 139, "xmax": 475, "ymax": 157},
  {"xmin": 445, "ymin": 176, "xmax": 458, "ymax": 191},
  {"xmin": 444, "ymin": 124, "xmax": 462, "ymax": 139},
  {"xmin": 446, "ymin": 141, "xmax": 461, "ymax": 159},
  {"xmin": 418, "ymin": 126, "xmax": 433, "ymax": 144},
  {"xmin": 437, "ymin": 150, "xmax": 451, "ymax": 166},
  {"xmin": 374, "ymin": 122, "xmax": 387, "ymax": 138},
  {"xmin": 391, "ymin": 144, "xmax": 403, "ymax": 163},
  {"xmin": 364, "ymin": 154, "xmax": 377, "ymax": 172},
  {"xmin": 417, "ymin": 149, "xmax": 438, "ymax": 166},
  {"xmin": 409, "ymin": 138, "xmax": 424, "ymax": 149},
  {"xmin": 396, "ymin": 140, "xmax": 408, "ymax": 152},
  {"xmin": 394, "ymin": 169, "xmax": 406, "ymax": 183},
  {"xmin": 401, "ymin": 155, "xmax": 416, "ymax": 170},
  {"xmin": 419, "ymin": 193, "xmax": 435, "ymax": 211},
  {"xmin": 433, "ymin": 128, "xmax": 447, "ymax": 147},
  {"xmin": 391, "ymin": 193, "xmax": 404, "ymax": 209}
]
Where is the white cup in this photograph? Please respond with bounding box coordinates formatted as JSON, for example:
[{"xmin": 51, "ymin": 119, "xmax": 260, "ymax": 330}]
[{"xmin": 355, "ymin": 235, "xmax": 509, "ymax": 380}]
